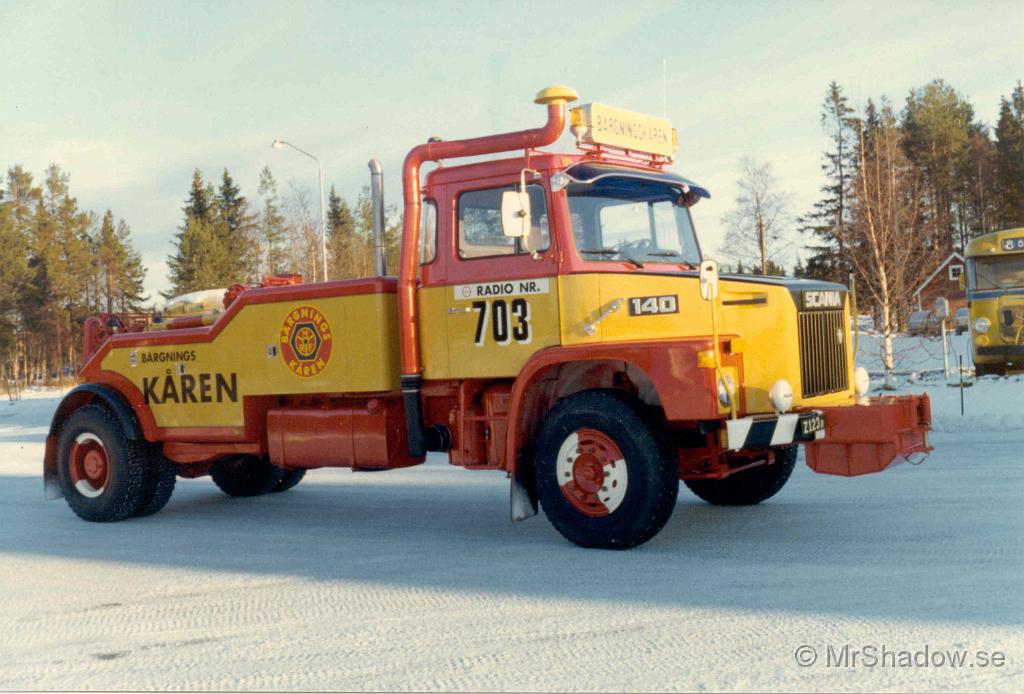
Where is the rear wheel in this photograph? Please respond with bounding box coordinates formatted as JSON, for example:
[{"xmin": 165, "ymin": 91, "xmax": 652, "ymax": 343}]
[
  {"xmin": 535, "ymin": 391, "xmax": 678, "ymax": 549},
  {"xmin": 684, "ymin": 445, "xmax": 797, "ymax": 506},
  {"xmin": 210, "ymin": 455, "xmax": 284, "ymax": 497},
  {"xmin": 57, "ymin": 405, "xmax": 149, "ymax": 522},
  {"xmin": 271, "ymin": 469, "xmax": 306, "ymax": 493}
]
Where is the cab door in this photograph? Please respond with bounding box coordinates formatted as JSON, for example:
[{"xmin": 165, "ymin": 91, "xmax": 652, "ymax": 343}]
[{"xmin": 442, "ymin": 182, "xmax": 561, "ymax": 379}]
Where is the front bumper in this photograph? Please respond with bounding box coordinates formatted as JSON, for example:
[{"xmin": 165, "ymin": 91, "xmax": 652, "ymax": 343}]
[
  {"xmin": 724, "ymin": 411, "xmax": 825, "ymax": 450},
  {"xmin": 722, "ymin": 394, "xmax": 933, "ymax": 477},
  {"xmin": 803, "ymin": 394, "xmax": 932, "ymax": 476},
  {"xmin": 977, "ymin": 344, "xmax": 1024, "ymax": 357}
]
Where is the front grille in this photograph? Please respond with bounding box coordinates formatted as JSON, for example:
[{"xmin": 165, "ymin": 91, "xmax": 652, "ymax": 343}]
[{"xmin": 797, "ymin": 309, "xmax": 848, "ymax": 398}]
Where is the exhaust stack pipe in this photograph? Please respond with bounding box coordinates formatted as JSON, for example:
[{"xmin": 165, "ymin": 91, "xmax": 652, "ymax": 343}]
[
  {"xmin": 368, "ymin": 159, "xmax": 386, "ymax": 276},
  {"xmin": 396, "ymin": 85, "xmax": 577, "ymax": 458}
]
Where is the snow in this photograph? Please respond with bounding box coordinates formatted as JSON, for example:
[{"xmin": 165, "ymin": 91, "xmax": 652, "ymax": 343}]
[{"xmin": 1, "ymin": 353, "xmax": 1022, "ymax": 692}]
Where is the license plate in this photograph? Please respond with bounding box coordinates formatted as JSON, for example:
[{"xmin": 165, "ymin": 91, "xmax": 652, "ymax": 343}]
[{"xmin": 799, "ymin": 412, "xmax": 825, "ymax": 436}]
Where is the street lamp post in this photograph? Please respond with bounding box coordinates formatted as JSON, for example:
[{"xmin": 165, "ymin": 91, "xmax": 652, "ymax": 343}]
[{"xmin": 271, "ymin": 139, "xmax": 328, "ymax": 282}]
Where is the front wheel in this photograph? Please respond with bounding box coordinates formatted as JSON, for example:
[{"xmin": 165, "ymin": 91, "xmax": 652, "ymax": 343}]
[
  {"xmin": 535, "ymin": 391, "xmax": 678, "ymax": 549},
  {"xmin": 683, "ymin": 445, "xmax": 797, "ymax": 506}
]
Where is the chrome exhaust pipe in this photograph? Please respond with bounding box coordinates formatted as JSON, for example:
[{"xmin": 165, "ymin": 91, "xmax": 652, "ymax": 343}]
[{"xmin": 368, "ymin": 159, "xmax": 386, "ymax": 276}]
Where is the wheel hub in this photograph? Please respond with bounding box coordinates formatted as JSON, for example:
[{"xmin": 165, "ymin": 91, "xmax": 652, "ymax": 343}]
[
  {"xmin": 571, "ymin": 453, "xmax": 605, "ymax": 494},
  {"xmin": 70, "ymin": 433, "xmax": 109, "ymax": 498},
  {"xmin": 556, "ymin": 428, "xmax": 628, "ymax": 517}
]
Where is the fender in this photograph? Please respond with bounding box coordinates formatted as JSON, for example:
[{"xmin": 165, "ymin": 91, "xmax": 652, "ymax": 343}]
[
  {"xmin": 503, "ymin": 338, "xmax": 737, "ymax": 520},
  {"xmin": 43, "ymin": 383, "xmax": 144, "ymax": 500}
]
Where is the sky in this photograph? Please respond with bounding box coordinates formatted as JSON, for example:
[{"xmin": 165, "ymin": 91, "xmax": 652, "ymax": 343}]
[{"xmin": 2, "ymin": 0, "xmax": 1022, "ymax": 301}]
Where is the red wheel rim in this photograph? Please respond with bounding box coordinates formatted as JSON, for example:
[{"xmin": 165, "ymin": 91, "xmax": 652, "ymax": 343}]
[
  {"xmin": 556, "ymin": 428, "xmax": 628, "ymax": 517},
  {"xmin": 69, "ymin": 433, "xmax": 109, "ymax": 498}
]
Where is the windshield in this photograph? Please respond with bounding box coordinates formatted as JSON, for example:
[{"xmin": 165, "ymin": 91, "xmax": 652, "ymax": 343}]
[
  {"xmin": 566, "ymin": 177, "xmax": 701, "ymax": 268},
  {"xmin": 968, "ymin": 255, "xmax": 1024, "ymax": 291}
]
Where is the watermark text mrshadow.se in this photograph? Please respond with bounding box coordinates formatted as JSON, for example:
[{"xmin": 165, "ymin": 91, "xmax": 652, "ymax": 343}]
[{"xmin": 794, "ymin": 643, "xmax": 1007, "ymax": 669}]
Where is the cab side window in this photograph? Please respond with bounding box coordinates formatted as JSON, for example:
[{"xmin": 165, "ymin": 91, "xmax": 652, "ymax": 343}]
[
  {"xmin": 457, "ymin": 184, "xmax": 549, "ymax": 259},
  {"xmin": 420, "ymin": 200, "xmax": 437, "ymax": 264}
]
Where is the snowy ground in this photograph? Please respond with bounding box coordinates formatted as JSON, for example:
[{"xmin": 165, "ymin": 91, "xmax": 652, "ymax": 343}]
[{"xmin": 1, "ymin": 338, "xmax": 1022, "ymax": 692}]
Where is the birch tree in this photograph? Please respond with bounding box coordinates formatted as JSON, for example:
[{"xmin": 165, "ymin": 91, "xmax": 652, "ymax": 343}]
[
  {"xmin": 721, "ymin": 156, "xmax": 791, "ymax": 275},
  {"xmin": 841, "ymin": 100, "xmax": 942, "ymax": 388}
]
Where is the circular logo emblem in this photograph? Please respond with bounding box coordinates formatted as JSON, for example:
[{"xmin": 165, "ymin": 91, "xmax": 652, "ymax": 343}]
[{"xmin": 280, "ymin": 305, "xmax": 333, "ymax": 377}]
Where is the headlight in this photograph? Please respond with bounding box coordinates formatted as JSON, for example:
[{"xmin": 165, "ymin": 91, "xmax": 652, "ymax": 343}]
[
  {"xmin": 973, "ymin": 317, "xmax": 991, "ymax": 334},
  {"xmin": 769, "ymin": 379, "xmax": 793, "ymax": 413},
  {"xmin": 717, "ymin": 374, "xmax": 734, "ymax": 407},
  {"xmin": 853, "ymin": 366, "xmax": 871, "ymax": 396}
]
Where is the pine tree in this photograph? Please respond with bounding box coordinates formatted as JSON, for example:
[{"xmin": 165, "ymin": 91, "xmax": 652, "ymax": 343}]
[
  {"xmin": 167, "ymin": 169, "xmax": 239, "ymax": 295},
  {"xmin": 257, "ymin": 167, "xmax": 288, "ymax": 277},
  {"xmin": 216, "ymin": 169, "xmax": 256, "ymax": 280},
  {"xmin": 39, "ymin": 165, "xmax": 93, "ymax": 378},
  {"xmin": 960, "ymin": 127, "xmax": 998, "ymax": 239},
  {"xmin": 994, "ymin": 81, "xmax": 1024, "ymax": 228},
  {"xmin": 902, "ymin": 79, "xmax": 975, "ymax": 249},
  {"xmin": 3, "ymin": 167, "xmax": 41, "ymax": 387},
  {"xmin": 800, "ymin": 82, "xmax": 857, "ymax": 282},
  {"xmin": 327, "ymin": 185, "xmax": 358, "ymax": 279},
  {"xmin": 95, "ymin": 210, "xmax": 148, "ymax": 313},
  {"xmin": 115, "ymin": 220, "xmax": 148, "ymax": 311},
  {"xmin": 183, "ymin": 168, "xmax": 212, "ymax": 223},
  {"xmin": 0, "ymin": 186, "xmax": 31, "ymax": 394},
  {"xmin": 1, "ymin": 164, "xmax": 149, "ymax": 386},
  {"xmin": 96, "ymin": 210, "xmax": 120, "ymax": 313}
]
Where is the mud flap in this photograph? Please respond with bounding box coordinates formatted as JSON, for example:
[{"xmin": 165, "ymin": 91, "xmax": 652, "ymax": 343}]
[
  {"xmin": 510, "ymin": 474, "xmax": 538, "ymax": 522},
  {"xmin": 43, "ymin": 435, "xmax": 63, "ymax": 500},
  {"xmin": 804, "ymin": 394, "xmax": 932, "ymax": 476}
]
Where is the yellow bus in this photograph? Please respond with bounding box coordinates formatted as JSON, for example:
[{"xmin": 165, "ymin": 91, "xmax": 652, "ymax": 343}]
[{"xmin": 965, "ymin": 227, "xmax": 1024, "ymax": 375}]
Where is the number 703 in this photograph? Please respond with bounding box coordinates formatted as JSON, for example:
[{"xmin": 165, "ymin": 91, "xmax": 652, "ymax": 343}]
[{"xmin": 472, "ymin": 299, "xmax": 531, "ymax": 346}]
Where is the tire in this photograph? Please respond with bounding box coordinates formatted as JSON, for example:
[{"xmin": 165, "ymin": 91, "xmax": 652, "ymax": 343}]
[
  {"xmin": 271, "ymin": 468, "xmax": 306, "ymax": 493},
  {"xmin": 684, "ymin": 445, "xmax": 797, "ymax": 506},
  {"xmin": 56, "ymin": 404, "xmax": 150, "ymax": 522},
  {"xmin": 134, "ymin": 450, "xmax": 177, "ymax": 517},
  {"xmin": 210, "ymin": 455, "xmax": 284, "ymax": 497},
  {"xmin": 535, "ymin": 390, "xmax": 678, "ymax": 549}
]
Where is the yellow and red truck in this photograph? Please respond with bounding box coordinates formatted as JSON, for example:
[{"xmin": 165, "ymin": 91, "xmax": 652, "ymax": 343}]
[{"xmin": 45, "ymin": 86, "xmax": 932, "ymax": 548}]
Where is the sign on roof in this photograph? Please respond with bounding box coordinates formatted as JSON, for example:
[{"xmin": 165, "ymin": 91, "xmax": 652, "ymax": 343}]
[{"xmin": 570, "ymin": 103, "xmax": 676, "ymax": 157}]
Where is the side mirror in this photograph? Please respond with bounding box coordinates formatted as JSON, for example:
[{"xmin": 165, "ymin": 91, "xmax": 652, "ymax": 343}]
[
  {"xmin": 699, "ymin": 259, "xmax": 719, "ymax": 301},
  {"xmin": 500, "ymin": 190, "xmax": 530, "ymax": 238}
]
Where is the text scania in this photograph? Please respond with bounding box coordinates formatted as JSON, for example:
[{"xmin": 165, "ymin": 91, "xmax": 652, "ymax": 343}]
[
  {"xmin": 142, "ymin": 372, "xmax": 238, "ymax": 405},
  {"xmin": 803, "ymin": 290, "xmax": 843, "ymax": 309}
]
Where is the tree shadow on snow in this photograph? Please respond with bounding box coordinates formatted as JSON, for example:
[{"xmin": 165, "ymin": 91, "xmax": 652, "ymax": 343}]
[{"xmin": 1, "ymin": 452, "xmax": 1021, "ymax": 627}]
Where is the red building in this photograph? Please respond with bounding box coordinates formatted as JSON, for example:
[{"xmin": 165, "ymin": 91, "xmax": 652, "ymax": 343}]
[{"xmin": 913, "ymin": 252, "xmax": 966, "ymax": 314}]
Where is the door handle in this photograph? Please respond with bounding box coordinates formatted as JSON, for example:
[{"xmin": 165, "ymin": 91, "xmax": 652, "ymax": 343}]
[
  {"xmin": 448, "ymin": 307, "xmax": 473, "ymax": 314},
  {"xmin": 583, "ymin": 298, "xmax": 623, "ymax": 336}
]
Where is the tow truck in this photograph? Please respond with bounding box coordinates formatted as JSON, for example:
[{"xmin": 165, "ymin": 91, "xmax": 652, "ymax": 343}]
[{"xmin": 44, "ymin": 86, "xmax": 932, "ymax": 548}]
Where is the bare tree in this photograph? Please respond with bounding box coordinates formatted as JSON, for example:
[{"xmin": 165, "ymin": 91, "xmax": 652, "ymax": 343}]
[
  {"xmin": 283, "ymin": 183, "xmax": 322, "ymax": 282},
  {"xmin": 721, "ymin": 156, "xmax": 791, "ymax": 274},
  {"xmin": 838, "ymin": 100, "xmax": 943, "ymax": 388}
]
